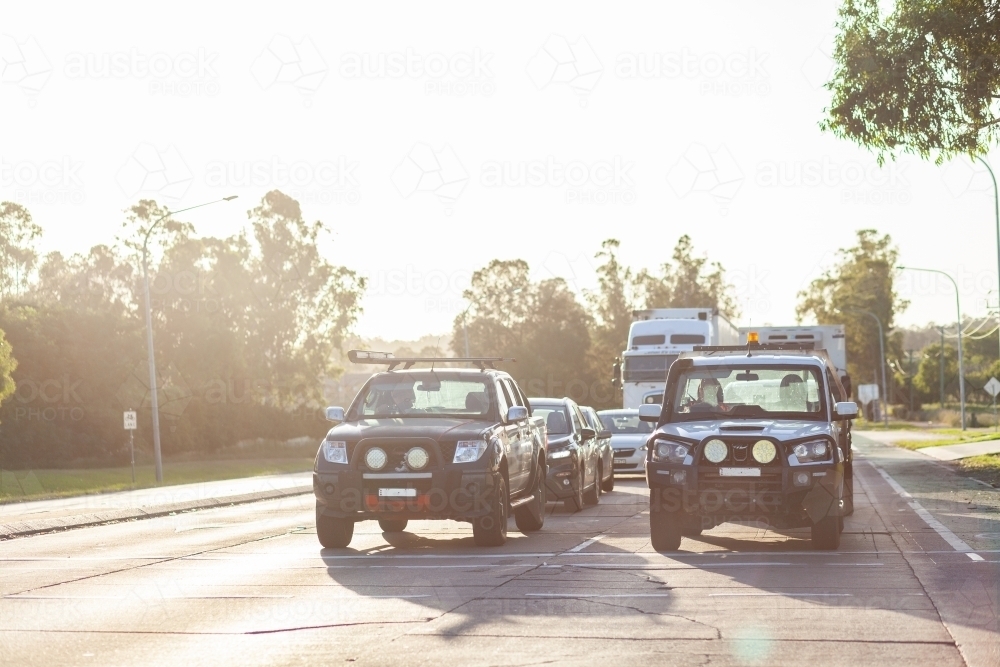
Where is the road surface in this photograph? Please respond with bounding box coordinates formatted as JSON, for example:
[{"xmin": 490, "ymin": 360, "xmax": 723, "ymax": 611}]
[{"xmin": 1, "ymin": 434, "xmax": 997, "ymax": 666}]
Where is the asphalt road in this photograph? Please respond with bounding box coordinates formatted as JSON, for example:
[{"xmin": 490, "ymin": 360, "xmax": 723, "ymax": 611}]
[{"xmin": 1, "ymin": 435, "xmax": 997, "ymax": 667}]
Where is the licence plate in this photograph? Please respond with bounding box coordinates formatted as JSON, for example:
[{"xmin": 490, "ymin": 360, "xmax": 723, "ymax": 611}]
[
  {"xmin": 378, "ymin": 488, "xmax": 417, "ymax": 497},
  {"xmin": 614, "ymin": 458, "xmax": 627, "ymax": 464},
  {"xmin": 719, "ymin": 467, "xmax": 761, "ymax": 477}
]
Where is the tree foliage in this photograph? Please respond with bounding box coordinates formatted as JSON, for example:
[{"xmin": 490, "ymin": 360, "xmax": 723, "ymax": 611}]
[
  {"xmin": 0, "ymin": 192, "xmax": 365, "ymax": 467},
  {"xmin": 823, "ymin": 0, "xmax": 1000, "ymax": 163},
  {"xmin": 797, "ymin": 229, "xmax": 908, "ymax": 388},
  {"xmin": 636, "ymin": 235, "xmax": 739, "ymax": 317}
]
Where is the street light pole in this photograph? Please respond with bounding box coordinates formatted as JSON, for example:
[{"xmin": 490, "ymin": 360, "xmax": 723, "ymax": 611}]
[
  {"xmin": 939, "ymin": 326, "xmax": 945, "ymax": 410},
  {"xmin": 975, "ymin": 156, "xmax": 1000, "ymax": 365},
  {"xmin": 141, "ymin": 196, "xmax": 237, "ymax": 483},
  {"xmin": 839, "ymin": 307, "xmax": 888, "ymax": 427},
  {"xmin": 898, "ymin": 266, "xmax": 966, "ymax": 430}
]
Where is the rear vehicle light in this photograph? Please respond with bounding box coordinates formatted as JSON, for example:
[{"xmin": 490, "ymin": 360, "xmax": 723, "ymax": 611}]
[
  {"xmin": 322, "ymin": 440, "xmax": 348, "ymax": 464},
  {"xmin": 365, "ymin": 447, "xmax": 388, "ymax": 470},
  {"xmin": 454, "ymin": 440, "xmax": 488, "ymax": 463}
]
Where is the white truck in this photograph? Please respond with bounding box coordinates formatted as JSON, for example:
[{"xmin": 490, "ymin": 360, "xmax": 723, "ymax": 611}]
[
  {"xmin": 613, "ymin": 308, "xmax": 739, "ymax": 409},
  {"xmin": 737, "ymin": 325, "xmax": 851, "ymax": 395}
]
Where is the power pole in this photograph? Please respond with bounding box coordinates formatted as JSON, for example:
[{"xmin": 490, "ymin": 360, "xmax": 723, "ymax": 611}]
[
  {"xmin": 939, "ymin": 326, "xmax": 945, "ymax": 410},
  {"xmin": 907, "ymin": 349, "xmax": 915, "ymax": 416}
]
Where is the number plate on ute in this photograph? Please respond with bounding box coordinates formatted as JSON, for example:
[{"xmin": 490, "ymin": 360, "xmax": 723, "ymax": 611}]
[
  {"xmin": 719, "ymin": 467, "xmax": 761, "ymax": 477},
  {"xmin": 614, "ymin": 458, "xmax": 627, "ymax": 464},
  {"xmin": 378, "ymin": 488, "xmax": 417, "ymax": 497}
]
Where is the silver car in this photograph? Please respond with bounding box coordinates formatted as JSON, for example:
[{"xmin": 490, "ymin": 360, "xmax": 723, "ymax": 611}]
[{"xmin": 597, "ymin": 409, "xmax": 654, "ymax": 475}]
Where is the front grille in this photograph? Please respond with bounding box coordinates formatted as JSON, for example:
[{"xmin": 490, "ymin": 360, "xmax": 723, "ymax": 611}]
[
  {"xmin": 615, "ymin": 449, "xmax": 636, "ymax": 457},
  {"xmin": 696, "ymin": 466, "xmax": 784, "ymax": 510}
]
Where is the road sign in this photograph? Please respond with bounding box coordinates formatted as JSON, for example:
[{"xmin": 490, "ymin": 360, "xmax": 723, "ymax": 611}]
[
  {"xmin": 857, "ymin": 384, "xmax": 880, "ymax": 405},
  {"xmin": 985, "ymin": 377, "xmax": 1000, "ymax": 398},
  {"xmin": 123, "ymin": 411, "xmax": 137, "ymax": 430}
]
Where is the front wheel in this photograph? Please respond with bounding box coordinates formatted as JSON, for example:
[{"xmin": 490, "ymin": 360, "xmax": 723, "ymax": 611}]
[
  {"xmin": 514, "ymin": 462, "xmax": 546, "ymax": 533},
  {"xmin": 564, "ymin": 466, "xmax": 585, "ymax": 512},
  {"xmin": 811, "ymin": 515, "xmax": 842, "ymax": 550},
  {"xmin": 583, "ymin": 461, "xmax": 600, "ymax": 506},
  {"xmin": 316, "ymin": 503, "xmax": 354, "ymax": 548},
  {"xmin": 649, "ymin": 503, "xmax": 683, "ymax": 552},
  {"xmin": 473, "ymin": 474, "xmax": 509, "ymax": 546}
]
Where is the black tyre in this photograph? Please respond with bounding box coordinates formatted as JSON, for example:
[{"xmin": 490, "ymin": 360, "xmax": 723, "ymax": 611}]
[
  {"xmin": 844, "ymin": 462, "xmax": 855, "ymax": 516},
  {"xmin": 650, "ymin": 504, "xmax": 683, "ymax": 552},
  {"xmin": 584, "ymin": 461, "xmax": 600, "ymax": 506},
  {"xmin": 564, "ymin": 466, "xmax": 585, "ymax": 512},
  {"xmin": 316, "ymin": 503, "xmax": 354, "ymax": 548},
  {"xmin": 601, "ymin": 463, "xmax": 615, "ymax": 493},
  {"xmin": 681, "ymin": 514, "xmax": 704, "ymax": 536},
  {"xmin": 378, "ymin": 518, "xmax": 408, "ymax": 533},
  {"xmin": 473, "ymin": 474, "xmax": 509, "ymax": 547},
  {"xmin": 514, "ymin": 462, "xmax": 546, "ymax": 533},
  {"xmin": 811, "ymin": 515, "xmax": 842, "ymax": 550}
]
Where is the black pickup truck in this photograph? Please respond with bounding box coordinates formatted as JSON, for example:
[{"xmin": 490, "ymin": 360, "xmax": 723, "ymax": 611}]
[{"xmin": 313, "ymin": 351, "xmax": 548, "ymax": 548}]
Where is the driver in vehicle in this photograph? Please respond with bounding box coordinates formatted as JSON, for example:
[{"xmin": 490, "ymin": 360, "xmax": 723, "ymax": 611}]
[
  {"xmin": 779, "ymin": 374, "xmax": 807, "ymax": 411},
  {"xmin": 697, "ymin": 377, "xmax": 728, "ymax": 412},
  {"xmin": 381, "ymin": 386, "xmax": 415, "ymax": 414}
]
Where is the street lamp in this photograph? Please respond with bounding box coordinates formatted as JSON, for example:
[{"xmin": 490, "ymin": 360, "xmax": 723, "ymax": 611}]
[
  {"xmin": 975, "ymin": 156, "xmax": 1000, "ymax": 364},
  {"xmin": 897, "ymin": 266, "xmax": 966, "ymax": 430},
  {"xmin": 837, "ymin": 306, "xmax": 888, "ymax": 427},
  {"xmin": 142, "ymin": 196, "xmax": 238, "ymax": 483}
]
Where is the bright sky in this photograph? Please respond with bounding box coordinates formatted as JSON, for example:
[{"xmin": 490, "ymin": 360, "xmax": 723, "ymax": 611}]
[{"xmin": 3, "ymin": 1, "xmax": 998, "ymax": 342}]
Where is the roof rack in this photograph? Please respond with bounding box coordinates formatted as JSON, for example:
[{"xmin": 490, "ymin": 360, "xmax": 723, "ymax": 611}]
[{"xmin": 347, "ymin": 349, "xmax": 515, "ymax": 371}]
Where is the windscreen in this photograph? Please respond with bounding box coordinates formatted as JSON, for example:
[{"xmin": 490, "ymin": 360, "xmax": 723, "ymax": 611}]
[
  {"xmin": 671, "ymin": 366, "xmax": 823, "ymax": 420},
  {"xmin": 623, "ymin": 354, "xmax": 678, "ymax": 382},
  {"xmin": 599, "ymin": 413, "xmax": 654, "ymax": 434},
  {"xmin": 357, "ymin": 376, "xmax": 492, "ymax": 418}
]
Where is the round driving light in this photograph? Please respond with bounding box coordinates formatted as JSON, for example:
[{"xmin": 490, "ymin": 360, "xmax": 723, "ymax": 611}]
[
  {"xmin": 793, "ymin": 444, "xmax": 808, "ymax": 459},
  {"xmin": 703, "ymin": 439, "xmax": 728, "ymax": 463},
  {"xmin": 811, "ymin": 442, "xmax": 828, "ymax": 457},
  {"xmin": 365, "ymin": 447, "xmax": 387, "ymax": 470},
  {"xmin": 656, "ymin": 443, "xmax": 671, "ymax": 459},
  {"xmin": 795, "ymin": 472, "xmax": 810, "ymax": 486},
  {"xmin": 405, "ymin": 447, "xmax": 429, "ymax": 470},
  {"xmin": 752, "ymin": 440, "xmax": 776, "ymax": 464}
]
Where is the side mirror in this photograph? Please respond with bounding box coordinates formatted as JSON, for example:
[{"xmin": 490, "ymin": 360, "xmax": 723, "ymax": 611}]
[
  {"xmin": 638, "ymin": 404, "xmax": 662, "ymax": 422},
  {"xmin": 834, "ymin": 401, "xmax": 858, "ymax": 420},
  {"xmin": 325, "ymin": 406, "xmax": 345, "ymax": 423},
  {"xmin": 507, "ymin": 405, "xmax": 528, "ymax": 422},
  {"xmin": 599, "ymin": 430, "xmax": 612, "ymax": 439},
  {"xmin": 580, "ymin": 427, "xmax": 596, "ymax": 441}
]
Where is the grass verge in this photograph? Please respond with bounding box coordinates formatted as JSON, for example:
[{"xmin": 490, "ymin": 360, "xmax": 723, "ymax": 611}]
[
  {"xmin": 0, "ymin": 458, "xmax": 313, "ymax": 504},
  {"xmin": 893, "ymin": 432, "xmax": 1000, "ymax": 450},
  {"xmin": 957, "ymin": 454, "xmax": 1000, "ymax": 488}
]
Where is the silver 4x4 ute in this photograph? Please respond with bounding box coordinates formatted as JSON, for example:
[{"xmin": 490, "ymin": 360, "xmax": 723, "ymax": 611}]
[
  {"xmin": 640, "ymin": 342, "xmax": 858, "ymax": 551},
  {"xmin": 313, "ymin": 351, "xmax": 548, "ymax": 549}
]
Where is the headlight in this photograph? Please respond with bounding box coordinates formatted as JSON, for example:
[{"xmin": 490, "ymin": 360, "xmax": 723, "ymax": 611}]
[
  {"xmin": 792, "ymin": 440, "xmax": 831, "ymax": 463},
  {"xmin": 752, "ymin": 440, "xmax": 776, "ymax": 464},
  {"xmin": 406, "ymin": 447, "xmax": 429, "ymax": 470},
  {"xmin": 321, "ymin": 440, "xmax": 348, "ymax": 464},
  {"xmin": 651, "ymin": 438, "xmax": 689, "ymax": 463},
  {"xmin": 453, "ymin": 440, "xmax": 488, "ymax": 463},
  {"xmin": 703, "ymin": 438, "xmax": 728, "ymax": 463},
  {"xmin": 365, "ymin": 447, "xmax": 388, "ymax": 470},
  {"xmin": 549, "ymin": 449, "xmax": 571, "ymax": 459}
]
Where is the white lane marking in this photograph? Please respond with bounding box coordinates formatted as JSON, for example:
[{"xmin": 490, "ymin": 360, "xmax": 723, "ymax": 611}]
[
  {"xmin": 567, "ymin": 534, "xmax": 607, "ymax": 553},
  {"xmin": 542, "ymin": 562, "xmax": 792, "ymax": 569},
  {"xmin": 526, "ymin": 593, "xmax": 671, "ymax": 598},
  {"xmin": 709, "ymin": 593, "xmax": 852, "ymax": 597},
  {"xmin": 871, "ymin": 463, "xmax": 983, "ymax": 562}
]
